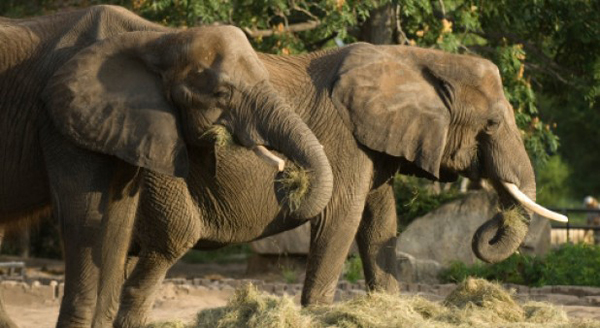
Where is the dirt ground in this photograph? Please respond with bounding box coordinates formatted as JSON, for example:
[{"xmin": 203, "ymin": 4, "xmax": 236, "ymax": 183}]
[
  {"xmin": 2, "ymin": 257, "xmax": 600, "ymax": 327},
  {"xmin": 5, "ymin": 284, "xmax": 234, "ymax": 327}
]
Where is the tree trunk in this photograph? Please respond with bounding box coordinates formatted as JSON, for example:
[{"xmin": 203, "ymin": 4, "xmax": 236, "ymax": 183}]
[{"xmin": 359, "ymin": 4, "xmax": 395, "ymax": 45}]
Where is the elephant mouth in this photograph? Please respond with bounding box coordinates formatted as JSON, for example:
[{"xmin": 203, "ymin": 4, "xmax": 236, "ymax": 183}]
[{"xmin": 199, "ymin": 124, "xmax": 285, "ymax": 172}]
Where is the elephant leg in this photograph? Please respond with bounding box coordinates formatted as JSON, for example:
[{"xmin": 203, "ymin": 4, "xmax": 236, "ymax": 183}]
[
  {"xmin": 115, "ymin": 253, "xmax": 181, "ymax": 328},
  {"xmin": 41, "ymin": 130, "xmax": 117, "ymax": 328},
  {"xmin": 114, "ymin": 171, "xmax": 202, "ymax": 328},
  {"xmin": 356, "ymin": 180, "xmax": 399, "ymax": 294},
  {"xmin": 92, "ymin": 164, "xmax": 141, "ymax": 328},
  {"xmin": 0, "ymin": 230, "xmax": 18, "ymax": 328},
  {"xmin": 301, "ymin": 165, "xmax": 372, "ymax": 306}
]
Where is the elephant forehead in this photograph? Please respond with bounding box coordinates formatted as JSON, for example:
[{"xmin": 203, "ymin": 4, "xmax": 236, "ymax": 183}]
[{"xmin": 186, "ymin": 27, "xmax": 268, "ymax": 83}]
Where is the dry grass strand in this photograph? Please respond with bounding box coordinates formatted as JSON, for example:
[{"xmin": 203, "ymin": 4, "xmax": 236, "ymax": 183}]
[
  {"xmin": 154, "ymin": 279, "xmax": 584, "ymax": 328},
  {"xmin": 276, "ymin": 164, "xmax": 310, "ymax": 213}
]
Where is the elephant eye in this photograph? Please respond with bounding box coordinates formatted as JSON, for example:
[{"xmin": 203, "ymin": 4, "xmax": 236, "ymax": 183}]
[
  {"xmin": 485, "ymin": 117, "xmax": 501, "ymax": 134},
  {"xmin": 214, "ymin": 90, "xmax": 227, "ymax": 98},
  {"xmin": 213, "ymin": 87, "xmax": 231, "ymax": 99}
]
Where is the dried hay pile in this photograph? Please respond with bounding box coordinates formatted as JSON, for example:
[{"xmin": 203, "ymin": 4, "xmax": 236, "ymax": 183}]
[{"xmin": 148, "ymin": 278, "xmax": 598, "ymax": 328}]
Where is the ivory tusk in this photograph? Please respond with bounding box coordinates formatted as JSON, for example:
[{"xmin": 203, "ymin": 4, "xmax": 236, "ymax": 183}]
[
  {"xmin": 502, "ymin": 182, "xmax": 568, "ymax": 223},
  {"xmin": 253, "ymin": 145, "xmax": 285, "ymax": 172}
]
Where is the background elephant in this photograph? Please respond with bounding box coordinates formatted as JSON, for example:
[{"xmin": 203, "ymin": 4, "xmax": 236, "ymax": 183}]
[
  {"xmin": 109, "ymin": 34, "xmax": 569, "ymax": 326},
  {"xmin": 0, "ymin": 6, "xmax": 332, "ymax": 328}
]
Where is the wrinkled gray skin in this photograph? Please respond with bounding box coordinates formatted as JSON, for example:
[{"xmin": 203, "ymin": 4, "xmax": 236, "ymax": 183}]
[
  {"xmin": 0, "ymin": 6, "xmax": 332, "ymax": 328},
  {"xmin": 113, "ymin": 24, "xmax": 538, "ymax": 328}
]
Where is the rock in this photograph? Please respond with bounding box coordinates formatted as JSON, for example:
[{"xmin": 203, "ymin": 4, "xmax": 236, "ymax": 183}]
[
  {"xmin": 250, "ymin": 222, "xmax": 358, "ymax": 256},
  {"xmin": 585, "ymin": 296, "xmax": 600, "ymax": 306},
  {"xmin": 396, "ymin": 190, "xmax": 551, "ymax": 266},
  {"xmin": 396, "ymin": 251, "xmax": 442, "ymax": 284},
  {"xmin": 251, "ymin": 222, "xmax": 312, "ymax": 255}
]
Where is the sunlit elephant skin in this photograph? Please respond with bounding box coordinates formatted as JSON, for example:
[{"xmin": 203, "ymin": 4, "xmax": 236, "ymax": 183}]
[
  {"xmin": 117, "ymin": 40, "xmax": 567, "ymax": 326},
  {"xmin": 0, "ymin": 6, "xmax": 332, "ymax": 328}
]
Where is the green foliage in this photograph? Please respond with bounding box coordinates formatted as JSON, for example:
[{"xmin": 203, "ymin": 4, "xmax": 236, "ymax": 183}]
[
  {"xmin": 394, "ymin": 175, "xmax": 463, "ymax": 231},
  {"xmin": 280, "ymin": 265, "xmax": 299, "ymax": 284},
  {"xmin": 440, "ymin": 253, "xmax": 545, "ymax": 287},
  {"xmin": 128, "ymin": 0, "xmax": 385, "ymax": 54},
  {"xmin": 535, "ymin": 155, "xmax": 572, "ymax": 207},
  {"xmin": 440, "ymin": 243, "xmax": 600, "ymax": 287},
  {"xmin": 541, "ymin": 243, "xmax": 600, "ymax": 286},
  {"xmin": 343, "ymin": 254, "xmax": 363, "ymax": 283}
]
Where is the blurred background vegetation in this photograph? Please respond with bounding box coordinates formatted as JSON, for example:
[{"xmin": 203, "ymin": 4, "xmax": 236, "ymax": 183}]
[{"xmin": 1, "ymin": 0, "xmax": 598, "ymax": 259}]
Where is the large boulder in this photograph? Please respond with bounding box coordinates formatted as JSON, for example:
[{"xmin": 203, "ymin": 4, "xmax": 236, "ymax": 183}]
[
  {"xmin": 396, "ymin": 191, "xmax": 551, "ymax": 266},
  {"xmin": 251, "ymin": 223, "xmax": 311, "ymax": 255},
  {"xmin": 397, "ymin": 251, "xmax": 442, "ymax": 284},
  {"xmin": 251, "ymin": 223, "xmax": 358, "ymax": 255}
]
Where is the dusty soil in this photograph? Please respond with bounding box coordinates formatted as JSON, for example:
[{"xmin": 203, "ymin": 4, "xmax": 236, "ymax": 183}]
[{"xmin": 5, "ymin": 284, "xmax": 234, "ymax": 328}]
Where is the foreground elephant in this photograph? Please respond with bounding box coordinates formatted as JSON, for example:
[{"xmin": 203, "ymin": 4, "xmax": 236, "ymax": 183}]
[
  {"xmin": 110, "ymin": 23, "xmax": 569, "ymax": 328},
  {"xmin": 0, "ymin": 6, "xmax": 333, "ymax": 328}
]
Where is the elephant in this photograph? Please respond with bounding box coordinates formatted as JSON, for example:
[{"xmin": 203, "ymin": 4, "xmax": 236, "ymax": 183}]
[
  {"xmin": 0, "ymin": 5, "xmax": 333, "ymax": 328},
  {"xmin": 103, "ymin": 19, "xmax": 569, "ymax": 328}
]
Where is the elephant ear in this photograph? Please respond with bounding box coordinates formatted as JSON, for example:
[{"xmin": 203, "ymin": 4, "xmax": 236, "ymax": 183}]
[
  {"xmin": 331, "ymin": 44, "xmax": 450, "ymax": 179},
  {"xmin": 42, "ymin": 31, "xmax": 188, "ymax": 177}
]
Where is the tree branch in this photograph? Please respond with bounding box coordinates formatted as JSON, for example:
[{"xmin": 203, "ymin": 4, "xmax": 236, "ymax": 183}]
[
  {"xmin": 242, "ymin": 21, "xmax": 320, "ymax": 38},
  {"xmin": 468, "ymin": 44, "xmax": 573, "ymax": 86},
  {"xmin": 394, "ymin": 5, "xmax": 410, "ymax": 45},
  {"xmin": 477, "ymin": 30, "xmax": 575, "ymax": 85}
]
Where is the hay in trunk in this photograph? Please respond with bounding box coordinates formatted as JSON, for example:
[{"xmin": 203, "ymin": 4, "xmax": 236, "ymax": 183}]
[
  {"xmin": 277, "ymin": 164, "xmax": 310, "ymax": 213},
  {"xmin": 501, "ymin": 207, "xmax": 530, "ymax": 239},
  {"xmin": 200, "ymin": 125, "xmax": 233, "ymax": 148}
]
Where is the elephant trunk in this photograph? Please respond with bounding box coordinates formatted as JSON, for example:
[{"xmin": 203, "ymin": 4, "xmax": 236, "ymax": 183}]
[
  {"xmin": 231, "ymin": 82, "xmax": 333, "ymax": 219},
  {"xmin": 471, "ymin": 124, "xmax": 566, "ymax": 263},
  {"xmin": 471, "ymin": 180, "xmax": 533, "ymax": 263}
]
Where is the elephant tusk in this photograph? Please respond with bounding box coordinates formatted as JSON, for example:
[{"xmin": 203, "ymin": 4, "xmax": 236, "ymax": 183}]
[
  {"xmin": 502, "ymin": 182, "xmax": 568, "ymax": 223},
  {"xmin": 254, "ymin": 145, "xmax": 285, "ymax": 172}
]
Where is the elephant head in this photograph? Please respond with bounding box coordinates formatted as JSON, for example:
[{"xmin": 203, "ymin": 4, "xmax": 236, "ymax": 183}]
[
  {"xmin": 42, "ymin": 26, "xmax": 332, "ymax": 218},
  {"xmin": 332, "ymin": 44, "xmax": 566, "ymax": 263}
]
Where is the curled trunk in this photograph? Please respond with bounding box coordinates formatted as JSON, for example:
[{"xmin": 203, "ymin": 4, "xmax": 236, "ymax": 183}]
[
  {"xmin": 230, "ymin": 82, "xmax": 333, "ymax": 219},
  {"xmin": 472, "ymin": 206, "xmax": 530, "ymax": 263}
]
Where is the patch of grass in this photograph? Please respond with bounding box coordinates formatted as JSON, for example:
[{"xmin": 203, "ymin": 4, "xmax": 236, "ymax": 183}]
[
  {"xmin": 393, "ymin": 175, "xmax": 464, "ymax": 231},
  {"xmin": 440, "ymin": 243, "xmax": 600, "ymax": 287},
  {"xmin": 280, "ymin": 265, "xmax": 298, "ymax": 284},
  {"xmin": 343, "ymin": 255, "xmax": 363, "ymax": 283},
  {"xmin": 541, "ymin": 243, "xmax": 600, "ymax": 286},
  {"xmin": 181, "ymin": 244, "xmax": 252, "ymax": 264},
  {"xmin": 277, "ymin": 165, "xmax": 310, "ymax": 213}
]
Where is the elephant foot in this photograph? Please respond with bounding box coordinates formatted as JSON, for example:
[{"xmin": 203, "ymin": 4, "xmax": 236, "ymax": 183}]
[{"xmin": 114, "ymin": 311, "xmax": 147, "ymax": 328}]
